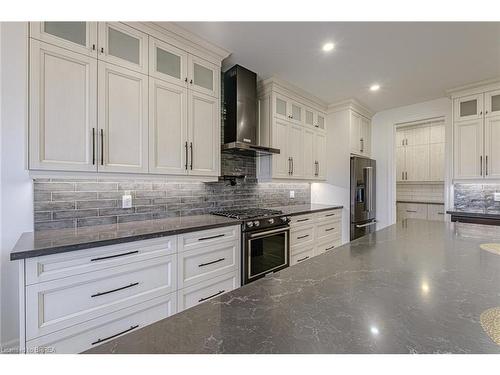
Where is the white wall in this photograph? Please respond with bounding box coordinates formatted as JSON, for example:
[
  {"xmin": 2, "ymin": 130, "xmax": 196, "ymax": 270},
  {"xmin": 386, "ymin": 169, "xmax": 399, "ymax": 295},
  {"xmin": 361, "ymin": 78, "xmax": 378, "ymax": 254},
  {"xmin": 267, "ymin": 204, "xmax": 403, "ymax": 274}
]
[
  {"xmin": 371, "ymin": 97, "xmax": 452, "ymax": 230},
  {"xmin": 0, "ymin": 22, "xmax": 33, "ymax": 348}
]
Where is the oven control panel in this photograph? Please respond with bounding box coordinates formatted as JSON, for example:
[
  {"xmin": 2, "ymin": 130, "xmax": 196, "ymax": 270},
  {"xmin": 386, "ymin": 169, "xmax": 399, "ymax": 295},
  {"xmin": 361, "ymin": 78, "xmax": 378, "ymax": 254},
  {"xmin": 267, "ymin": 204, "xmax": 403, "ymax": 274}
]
[{"xmin": 244, "ymin": 216, "xmax": 290, "ymax": 231}]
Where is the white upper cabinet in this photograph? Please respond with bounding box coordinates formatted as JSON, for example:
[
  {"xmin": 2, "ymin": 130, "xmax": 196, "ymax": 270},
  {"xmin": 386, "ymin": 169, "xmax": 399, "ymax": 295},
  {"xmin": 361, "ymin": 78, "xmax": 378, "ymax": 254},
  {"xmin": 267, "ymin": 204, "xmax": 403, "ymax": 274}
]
[
  {"xmin": 303, "ymin": 128, "xmax": 315, "ymax": 179},
  {"xmin": 29, "ymin": 40, "xmax": 97, "ymax": 172},
  {"xmin": 273, "ymin": 94, "xmax": 289, "ymax": 121},
  {"xmin": 305, "ymin": 108, "xmax": 314, "ymax": 127},
  {"xmin": 188, "ymin": 91, "xmax": 219, "ymax": 176},
  {"xmin": 350, "ymin": 110, "xmax": 372, "ymax": 156},
  {"xmin": 485, "ymin": 89, "xmax": 500, "ymax": 118},
  {"xmin": 98, "ymin": 22, "xmax": 148, "ymax": 74},
  {"xmin": 314, "ymin": 132, "xmax": 327, "ymax": 179},
  {"xmin": 454, "ymin": 94, "xmax": 483, "ymax": 121},
  {"xmin": 188, "ymin": 55, "xmax": 219, "ymax": 97},
  {"xmin": 484, "ymin": 116, "xmax": 500, "ymax": 179},
  {"xmin": 28, "ymin": 22, "xmax": 223, "ymax": 177},
  {"xmin": 289, "ymin": 102, "xmax": 304, "ymax": 124},
  {"xmin": 360, "ymin": 116, "xmax": 371, "ymax": 155},
  {"xmin": 396, "ymin": 145, "xmax": 406, "ymax": 182},
  {"xmin": 272, "ymin": 119, "xmax": 290, "ymax": 178},
  {"xmin": 98, "ymin": 62, "xmax": 149, "ymax": 173},
  {"xmin": 149, "ymin": 37, "xmax": 188, "ymax": 87},
  {"xmin": 454, "ymin": 119, "xmax": 483, "ymax": 179},
  {"xmin": 316, "ymin": 113, "xmax": 326, "ymax": 130},
  {"xmin": 30, "ymin": 22, "xmax": 98, "ymax": 57},
  {"xmin": 149, "ymin": 78, "xmax": 188, "ymax": 175},
  {"xmin": 288, "ymin": 124, "xmax": 304, "ymax": 178}
]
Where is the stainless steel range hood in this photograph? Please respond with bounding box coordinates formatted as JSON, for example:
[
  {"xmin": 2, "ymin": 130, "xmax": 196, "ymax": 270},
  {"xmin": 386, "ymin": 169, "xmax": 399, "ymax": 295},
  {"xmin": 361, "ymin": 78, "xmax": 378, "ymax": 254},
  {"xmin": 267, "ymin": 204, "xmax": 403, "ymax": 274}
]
[{"xmin": 222, "ymin": 65, "xmax": 280, "ymax": 156}]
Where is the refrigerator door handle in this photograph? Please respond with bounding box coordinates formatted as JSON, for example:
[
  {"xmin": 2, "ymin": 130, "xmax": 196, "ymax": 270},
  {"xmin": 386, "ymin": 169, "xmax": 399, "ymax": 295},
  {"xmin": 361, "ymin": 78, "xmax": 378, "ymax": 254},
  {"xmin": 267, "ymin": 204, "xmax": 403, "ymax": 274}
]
[
  {"xmin": 364, "ymin": 166, "xmax": 374, "ymax": 212},
  {"xmin": 356, "ymin": 220, "xmax": 377, "ymax": 228}
]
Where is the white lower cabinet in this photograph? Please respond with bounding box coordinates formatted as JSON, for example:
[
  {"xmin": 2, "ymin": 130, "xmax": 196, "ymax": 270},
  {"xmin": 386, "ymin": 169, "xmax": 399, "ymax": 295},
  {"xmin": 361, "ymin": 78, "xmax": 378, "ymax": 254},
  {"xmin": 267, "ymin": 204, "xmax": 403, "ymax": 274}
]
[
  {"xmin": 21, "ymin": 225, "xmax": 241, "ymax": 354},
  {"xmin": 26, "ymin": 292, "xmax": 176, "ymax": 354},
  {"xmin": 397, "ymin": 202, "xmax": 445, "ymax": 221},
  {"xmin": 177, "ymin": 271, "xmax": 240, "ymax": 311},
  {"xmin": 289, "ymin": 209, "xmax": 342, "ymax": 266}
]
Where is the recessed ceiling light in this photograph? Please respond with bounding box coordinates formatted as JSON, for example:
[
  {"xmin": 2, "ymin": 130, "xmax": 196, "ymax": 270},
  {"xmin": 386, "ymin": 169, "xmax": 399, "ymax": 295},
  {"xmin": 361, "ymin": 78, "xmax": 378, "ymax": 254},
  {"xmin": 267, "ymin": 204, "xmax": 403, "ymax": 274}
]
[
  {"xmin": 370, "ymin": 84, "xmax": 381, "ymax": 92},
  {"xmin": 322, "ymin": 42, "xmax": 335, "ymax": 52}
]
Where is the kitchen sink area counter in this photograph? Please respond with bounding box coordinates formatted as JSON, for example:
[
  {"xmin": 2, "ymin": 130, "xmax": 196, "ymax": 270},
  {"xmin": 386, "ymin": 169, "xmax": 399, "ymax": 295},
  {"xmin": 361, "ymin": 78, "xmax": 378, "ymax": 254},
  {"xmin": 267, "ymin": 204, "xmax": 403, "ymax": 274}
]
[{"xmin": 85, "ymin": 219, "xmax": 500, "ymax": 354}]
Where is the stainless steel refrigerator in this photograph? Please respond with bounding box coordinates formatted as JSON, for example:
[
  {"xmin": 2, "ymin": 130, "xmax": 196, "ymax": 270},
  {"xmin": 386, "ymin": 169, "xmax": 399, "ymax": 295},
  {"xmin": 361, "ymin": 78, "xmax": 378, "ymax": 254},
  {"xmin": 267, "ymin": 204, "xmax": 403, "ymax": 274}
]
[{"xmin": 350, "ymin": 156, "xmax": 376, "ymax": 240}]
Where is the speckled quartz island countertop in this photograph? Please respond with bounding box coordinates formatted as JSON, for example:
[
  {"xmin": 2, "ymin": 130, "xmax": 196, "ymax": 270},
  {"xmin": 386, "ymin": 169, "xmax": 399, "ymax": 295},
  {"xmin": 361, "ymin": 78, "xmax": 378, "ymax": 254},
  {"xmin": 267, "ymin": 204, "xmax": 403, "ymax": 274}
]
[
  {"xmin": 85, "ymin": 219, "xmax": 500, "ymax": 354},
  {"xmin": 10, "ymin": 214, "xmax": 241, "ymax": 260}
]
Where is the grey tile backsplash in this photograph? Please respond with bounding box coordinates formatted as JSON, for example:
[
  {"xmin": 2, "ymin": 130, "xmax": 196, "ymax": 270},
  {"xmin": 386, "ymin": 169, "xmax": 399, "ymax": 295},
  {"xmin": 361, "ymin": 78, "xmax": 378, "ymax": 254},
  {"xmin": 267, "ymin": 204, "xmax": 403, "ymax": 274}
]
[
  {"xmin": 33, "ymin": 175, "xmax": 310, "ymax": 230},
  {"xmin": 454, "ymin": 183, "xmax": 500, "ymax": 211}
]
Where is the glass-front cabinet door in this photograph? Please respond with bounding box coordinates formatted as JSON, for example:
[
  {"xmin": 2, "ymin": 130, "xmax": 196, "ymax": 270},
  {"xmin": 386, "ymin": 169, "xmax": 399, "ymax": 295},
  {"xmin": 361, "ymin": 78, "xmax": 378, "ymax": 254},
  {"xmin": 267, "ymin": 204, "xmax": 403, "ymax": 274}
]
[
  {"xmin": 316, "ymin": 113, "xmax": 325, "ymax": 129},
  {"xmin": 30, "ymin": 22, "xmax": 97, "ymax": 57},
  {"xmin": 485, "ymin": 89, "xmax": 500, "ymax": 118},
  {"xmin": 188, "ymin": 55, "xmax": 219, "ymax": 97},
  {"xmin": 454, "ymin": 94, "xmax": 483, "ymax": 121},
  {"xmin": 149, "ymin": 37, "xmax": 187, "ymax": 87},
  {"xmin": 274, "ymin": 94, "xmax": 289, "ymax": 121},
  {"xmin": 98, "ymin": 22, "xmax": 148, "ymax": 74},
  {"xmin": 305, "ymin": 108, "xmax": 314, "ymax": 127},
  {"xmin": 290, "ymin": 102, "xmax": 303, "ymax": 124}
]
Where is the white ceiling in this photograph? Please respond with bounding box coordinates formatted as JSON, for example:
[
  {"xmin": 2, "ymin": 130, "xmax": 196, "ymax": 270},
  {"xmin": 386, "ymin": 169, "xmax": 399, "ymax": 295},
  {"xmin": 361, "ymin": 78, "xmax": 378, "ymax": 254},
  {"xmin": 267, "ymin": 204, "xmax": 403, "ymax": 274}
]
[{"xmin": 175, "ymin": 22, "xmax": 500, "ymax": 112}]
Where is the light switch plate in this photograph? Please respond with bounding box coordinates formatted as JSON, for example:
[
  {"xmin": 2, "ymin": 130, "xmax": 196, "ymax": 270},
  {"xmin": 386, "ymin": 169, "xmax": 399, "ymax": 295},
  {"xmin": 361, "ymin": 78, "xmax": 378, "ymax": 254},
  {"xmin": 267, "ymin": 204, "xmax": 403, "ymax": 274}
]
[
  {"xmin": 494, "ymin": 192, "xmax": 500, "ymax": 202},
  {"xmin": 122, "ymin": 191, "xmax": 132, "ymax": 208},
  {"xmin": 289, "ymin": 190, "xmax": 295, "ymax": 199}
]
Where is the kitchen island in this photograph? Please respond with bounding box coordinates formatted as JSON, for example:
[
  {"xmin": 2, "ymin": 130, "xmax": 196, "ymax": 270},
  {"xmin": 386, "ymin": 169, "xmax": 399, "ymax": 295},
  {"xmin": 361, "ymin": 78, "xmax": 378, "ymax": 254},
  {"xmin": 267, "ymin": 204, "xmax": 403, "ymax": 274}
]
[{"xmin": 86, "ymin": 219, "xmax": 500, "ymax": 354}]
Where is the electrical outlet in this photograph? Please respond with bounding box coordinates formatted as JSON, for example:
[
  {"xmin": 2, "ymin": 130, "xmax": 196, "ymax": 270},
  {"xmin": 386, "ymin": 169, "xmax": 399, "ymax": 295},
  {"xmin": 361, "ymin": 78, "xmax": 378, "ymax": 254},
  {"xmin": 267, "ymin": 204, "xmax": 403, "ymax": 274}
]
[
  {"xmin": 494, "ymin": 192, "xmax": 500, "ymax": 202},
  {"xmin": 122, "ymin": 191, "xmax": 132, "ymax": 208},
  {"xmin": 289, "ymin": 190, "xmax": 295, "ymax": 199}
]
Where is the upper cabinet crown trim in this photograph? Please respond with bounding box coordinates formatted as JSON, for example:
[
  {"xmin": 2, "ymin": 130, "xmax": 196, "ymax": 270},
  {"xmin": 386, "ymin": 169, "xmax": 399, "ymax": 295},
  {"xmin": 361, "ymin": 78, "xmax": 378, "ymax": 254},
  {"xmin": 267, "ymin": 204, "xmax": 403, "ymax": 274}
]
[
  {"xmin": 447, "ymin": 77, "xmax": 500, "ymax": 98},
  {"xmin": 258, "ymin": 77, "xmax": 328, "ymax": 112},
  {"xmin": 328, "ymin": 98, "xmax": 374, "ymax": 119}
]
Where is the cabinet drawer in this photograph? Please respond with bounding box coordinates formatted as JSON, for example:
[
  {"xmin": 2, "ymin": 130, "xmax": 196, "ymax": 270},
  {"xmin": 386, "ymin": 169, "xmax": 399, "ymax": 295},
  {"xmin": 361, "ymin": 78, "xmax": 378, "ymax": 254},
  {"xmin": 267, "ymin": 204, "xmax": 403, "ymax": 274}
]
[
  {"xmin": 26, "ymin": 236, "xmax": 176, "ymax": 285},
  {"xmin": 26, "ymin": 255, "xmax": 176, "ymax": 340},
  {"xmin": 315, "ymin": 209, "xmax": 341, "ymax": 222},
  {"xmin": 290, "ymin": 247, "xmax": 315, "ymax": 266},
  {"xmin": 427, "ymin": 204, "xmax": 445, "ymax": 221},
  {"xmin": 316, "ymin": 221, "xmax": 341, "ymax": 241},
  {"xmin": 399, "ymin": 203, "xmax": 428, "ymax": 220},
  {"xmin": 26, "ymin": 292, "xmax": 175, "ymax": 354},
  {"xmin": 177, "ymin": 271, "xmax": 239, "ymax": 311},
  {"xmin": 314, "ymin": 239, "xmax": 342, "ymax": 256},
  {"xmin": 178, "ymin": 241, "xmax": 239, "ymax": 289},
  {"xmin": 178, "ymin": 225, "xmax": 240, "ymax": 252},
  {"xmin": 290, "ymin": 225, "xmax": 314, "ymax": 247},
  {"xmin": 289, "ymin": 214, "xmax": 314, "ymax": 227}
]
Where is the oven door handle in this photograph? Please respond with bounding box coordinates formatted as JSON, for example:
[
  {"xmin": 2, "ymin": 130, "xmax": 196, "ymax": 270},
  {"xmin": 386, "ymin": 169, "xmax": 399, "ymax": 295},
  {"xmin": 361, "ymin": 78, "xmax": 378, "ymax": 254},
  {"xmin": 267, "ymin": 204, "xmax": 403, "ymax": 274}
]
[{"xmin": 248, "ymin": 226, "xmax": 289, "ymax": 239}]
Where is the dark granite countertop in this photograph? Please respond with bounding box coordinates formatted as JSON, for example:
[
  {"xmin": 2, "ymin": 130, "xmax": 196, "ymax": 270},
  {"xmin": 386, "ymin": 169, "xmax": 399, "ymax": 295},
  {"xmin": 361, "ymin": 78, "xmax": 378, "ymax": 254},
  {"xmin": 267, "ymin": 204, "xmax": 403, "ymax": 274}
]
[
  {"xmin": 271, "ymin": 203, "xmax": 343, "ymax": 216},
  {"xmin": 447, "ymin": 208, "xmax": 500, "ymax": 219},
  {"xmin": 397, "ymin": 200, "xmax": 444, "ymax": 205},
  {"xmin": 10, "ymin": 215, "xmax": 241, "ymax": 261},
  {"xmin": 85, "ymin": 219, "xmax": 500, "ymax": 354},
  {"xmin": 10, "ymin": 204, "xmax": 343, "ymax": 261}
]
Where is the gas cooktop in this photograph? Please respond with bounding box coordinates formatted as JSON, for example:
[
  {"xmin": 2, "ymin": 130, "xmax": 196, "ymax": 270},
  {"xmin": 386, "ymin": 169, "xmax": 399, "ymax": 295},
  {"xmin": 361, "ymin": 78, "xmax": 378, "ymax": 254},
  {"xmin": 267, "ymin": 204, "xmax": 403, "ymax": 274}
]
[{"xmin": 211, "ymin": 208, "xmax": 283, "ymax": 220}]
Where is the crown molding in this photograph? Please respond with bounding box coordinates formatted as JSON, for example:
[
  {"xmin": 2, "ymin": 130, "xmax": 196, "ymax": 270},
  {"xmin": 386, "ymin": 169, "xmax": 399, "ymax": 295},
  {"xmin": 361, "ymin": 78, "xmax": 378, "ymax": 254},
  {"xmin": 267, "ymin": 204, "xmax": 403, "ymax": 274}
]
[
  {"xmin": 258, "ymin": 76, "xmax": 329, "ymax": 111},
  {"xmin": 446, "ymin": 76, "xmax": 500, "ymax": 98},
  {"xmin": 327, "ymin": 98, "xmax": 374, "ymax": 118}
]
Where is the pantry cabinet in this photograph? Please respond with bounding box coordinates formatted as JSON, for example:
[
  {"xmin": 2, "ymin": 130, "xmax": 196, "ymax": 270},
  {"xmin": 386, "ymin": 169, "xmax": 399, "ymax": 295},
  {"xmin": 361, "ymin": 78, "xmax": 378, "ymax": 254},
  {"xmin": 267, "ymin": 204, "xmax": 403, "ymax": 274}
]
[
  {"xmin": 451, "ymin": 82, "xmax": 500, "ymax": 180},
  {"xmin": 258, "ymin": 78, "xmax": 328, "ymax": 181},
  {"xmin": 28, "ymin": 22, "xmax": 225, "ymax": 178},
  {"xmin": 396, "ymin": 122, "xmax": 444, "ymax": 182},
  {"xmin": 29, "ymin": 40, "xmax": 97, "ymax": 172}
]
